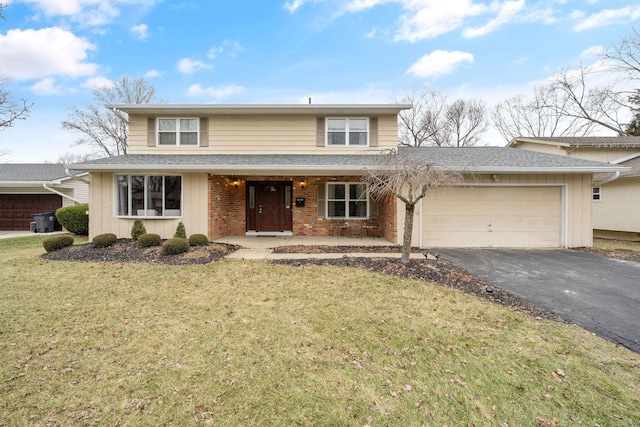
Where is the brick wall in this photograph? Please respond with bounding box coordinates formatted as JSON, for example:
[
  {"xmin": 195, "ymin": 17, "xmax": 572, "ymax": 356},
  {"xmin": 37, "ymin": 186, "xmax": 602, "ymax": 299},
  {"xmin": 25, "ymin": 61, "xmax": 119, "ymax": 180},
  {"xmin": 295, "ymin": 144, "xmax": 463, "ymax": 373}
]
[{"xmin": 207, "ymin": 174, "xmax": 397, "ymax": 239}]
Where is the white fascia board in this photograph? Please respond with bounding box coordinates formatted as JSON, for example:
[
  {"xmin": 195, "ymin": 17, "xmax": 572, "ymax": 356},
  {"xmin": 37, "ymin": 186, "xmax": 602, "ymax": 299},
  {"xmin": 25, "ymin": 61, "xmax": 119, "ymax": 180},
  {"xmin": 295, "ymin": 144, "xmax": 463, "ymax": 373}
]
[
  {"xmin": 105, "ymin": 103, "xmax": 413, "ymax": 116},
  {"xmin": 73, "ymin": 164, "xmax": 370, "ymax": 175},
  {"xmin": 0, "ymin": 181, "xmax": 51, "ymax": 186},
  {"xmin": 507, "ymin": 138, "xmax": 572, "ymax": 148},
  {"xmin": 611, "ymin": 152, "xmax": 640, "ymax": 164},
  {"xmin": 457, "ymin": 165, "xmax": 629, "ymax": 174}
]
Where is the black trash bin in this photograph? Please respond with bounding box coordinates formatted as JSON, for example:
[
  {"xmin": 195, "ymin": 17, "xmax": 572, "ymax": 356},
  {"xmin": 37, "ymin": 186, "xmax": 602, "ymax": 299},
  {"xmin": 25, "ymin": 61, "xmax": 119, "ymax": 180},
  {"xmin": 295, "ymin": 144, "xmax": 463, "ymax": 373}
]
[{"xmin": 32, "ymin": 212, "xmax": 57, "ymax": 233}]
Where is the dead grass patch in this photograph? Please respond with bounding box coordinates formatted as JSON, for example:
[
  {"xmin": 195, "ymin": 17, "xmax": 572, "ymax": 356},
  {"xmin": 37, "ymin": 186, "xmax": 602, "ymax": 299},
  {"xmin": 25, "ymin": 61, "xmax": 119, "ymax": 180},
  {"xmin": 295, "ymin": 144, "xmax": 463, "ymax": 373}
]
[{"xmin": 1, "ymin": 237, "xmax": 639, "ymax": 426}]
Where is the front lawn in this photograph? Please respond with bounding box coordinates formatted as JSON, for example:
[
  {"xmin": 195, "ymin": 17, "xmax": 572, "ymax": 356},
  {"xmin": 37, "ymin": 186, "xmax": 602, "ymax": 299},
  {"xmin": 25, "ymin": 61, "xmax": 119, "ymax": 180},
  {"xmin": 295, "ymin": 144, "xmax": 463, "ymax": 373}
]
[{"xmin": 1, "ymin": 237, "xmax": 638, "ymax": 426}]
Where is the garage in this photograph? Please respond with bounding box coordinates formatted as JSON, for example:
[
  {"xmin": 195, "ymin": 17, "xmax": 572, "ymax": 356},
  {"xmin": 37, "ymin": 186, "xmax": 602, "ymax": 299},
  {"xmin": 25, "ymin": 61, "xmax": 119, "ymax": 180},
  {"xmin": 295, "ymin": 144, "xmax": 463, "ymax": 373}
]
[
  {"xmin": 422, "ymin": 186, "xmax": 563, "ymax": 248},
  {"xmin": 0, "ymin": 194, "xmax": 63, "ymax": 230}
]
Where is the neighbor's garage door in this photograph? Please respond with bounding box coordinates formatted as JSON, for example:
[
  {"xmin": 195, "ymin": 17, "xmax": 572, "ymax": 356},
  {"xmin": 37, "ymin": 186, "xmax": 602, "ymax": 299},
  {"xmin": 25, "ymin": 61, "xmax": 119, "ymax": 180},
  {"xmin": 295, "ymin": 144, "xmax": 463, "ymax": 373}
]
[
  {"xmin": 0, "ymin": 194, "xmax": 63, "ymax": 230},
  {"xmin": 422, "ymin": 186, "xmax": 562, "ymax": 248}
]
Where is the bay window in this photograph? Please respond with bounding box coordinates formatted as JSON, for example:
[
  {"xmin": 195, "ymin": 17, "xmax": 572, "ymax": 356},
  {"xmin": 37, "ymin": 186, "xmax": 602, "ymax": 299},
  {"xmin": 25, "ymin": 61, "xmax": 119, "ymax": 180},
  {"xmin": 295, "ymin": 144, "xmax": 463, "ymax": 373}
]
[
  {"xmin": 116, "ymin": 175, "xmax": 182, "ymax": 217},
  {"xmin": 327, "ymin": 118, "xmax": 368, "ymax": 146},
  {"xmin": 158, "ymin": 118, "xmax": 199, "ymax": 146}
]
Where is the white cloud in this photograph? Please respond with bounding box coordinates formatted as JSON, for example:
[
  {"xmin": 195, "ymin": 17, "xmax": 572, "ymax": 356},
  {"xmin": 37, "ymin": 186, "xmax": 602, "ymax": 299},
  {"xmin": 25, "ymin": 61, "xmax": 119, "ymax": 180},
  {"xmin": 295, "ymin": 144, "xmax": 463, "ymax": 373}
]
[
  {"xmin": 144, "ymin": 69, "xmax": 163, "ymax": 78},
  {"xmin": 407, "ymin": 50, "xmax": 474, "ymax": 79},
  {"xmin": 176, "ymin": 58, "xmax": 212, "ymax": 74},
  {"xmin": 394, "ymin": 0, "xmax": 487, "ymax": 42},
  {"xmin": 29, "ymin": 77, "xmax": 64, "ymax": 96},
  {"xmin": 463, "ymin": 0, "xmax": 525, "ymax": 38},
  {"xmin": 187, "ymin": 84, "xmax": 245, "ymax": 100},
  {"xmin": 207, "ymin": 40, "xmax": 245, "ymax": 60},
  {"xmin": 17, "ymin": 0, "xmax": 160, "ymax": 27},
  {"xmin": 573, "ymin": 6, "xmax": 640, "ymax": 31},
  {"xmin": 0, "ymin": 27, "xmax": 98, "ymax": 80},
  {"xmin": 130, "ymin": 23, "xmax": 149, "ymax": 40},
  {"xmin": 82, "ymin": 76, "xmax": 114, "ymax": 89},
  {"xmin": 284, "ymin": 0, "xmax": 308, "ymax": 13},
  {"xmin": 580, "ymin": 45, "xmax": 605, "ymax": 60}
]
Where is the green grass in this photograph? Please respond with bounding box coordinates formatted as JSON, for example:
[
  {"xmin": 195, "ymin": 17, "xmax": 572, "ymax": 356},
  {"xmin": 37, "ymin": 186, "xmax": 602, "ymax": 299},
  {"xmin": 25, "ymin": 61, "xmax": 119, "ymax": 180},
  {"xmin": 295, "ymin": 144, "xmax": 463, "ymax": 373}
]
[
  {"xmin": 593, "ymin": 238, "xmax": 640, "ymax": 251},
  {"xmin": 1, "ymin": 237, "xmax": 639, "ymax": 426}
]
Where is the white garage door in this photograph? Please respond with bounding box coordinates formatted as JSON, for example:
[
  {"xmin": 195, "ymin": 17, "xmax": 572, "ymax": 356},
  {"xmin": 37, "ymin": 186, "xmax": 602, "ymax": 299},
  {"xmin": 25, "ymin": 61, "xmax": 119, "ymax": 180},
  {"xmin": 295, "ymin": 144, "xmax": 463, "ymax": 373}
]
[{"xmin": 422, "ymin": 186, "xmax": 562, "ymax": 248}]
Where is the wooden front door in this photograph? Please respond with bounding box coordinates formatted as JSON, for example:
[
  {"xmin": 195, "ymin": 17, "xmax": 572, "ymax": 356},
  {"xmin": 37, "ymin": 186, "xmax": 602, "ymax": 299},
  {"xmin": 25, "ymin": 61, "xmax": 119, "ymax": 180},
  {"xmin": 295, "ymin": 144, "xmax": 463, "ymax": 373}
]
[{"xmin": 246, "ymin": 181, "xmax": 292, "ymax": 232}]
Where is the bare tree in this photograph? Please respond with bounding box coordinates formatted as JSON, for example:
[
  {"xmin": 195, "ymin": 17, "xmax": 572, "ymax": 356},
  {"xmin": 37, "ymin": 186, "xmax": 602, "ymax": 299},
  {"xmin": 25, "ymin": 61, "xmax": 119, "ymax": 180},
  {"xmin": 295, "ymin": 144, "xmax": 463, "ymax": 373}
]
[
  {"xmin": 395, "ymin": 89, "xmax": 488, "ymax": 147},
  {"xmin": 45, "ymin": 151, "xmax": 98, "ymax": 164},
  {"xmin": 363, "ymin": 149, "xmax": 463, "ymax": 264},
  {"xmin": 61, "ymin": 76, "xmax": 161, "ymax": 157},
  {"xmin": 545, "ymin": 66, "xmax": 628, "ymax": 136},
  {"xmin": 1, "ymin": 76, "xmax": 33, "ymax": 158},
  {"xmin": 492, "ymin": 85, "xmax": 596, "ymax": 142},
  {"xmin": 602, "ymin": 27, "xmax": 640, "ymax": 80}
]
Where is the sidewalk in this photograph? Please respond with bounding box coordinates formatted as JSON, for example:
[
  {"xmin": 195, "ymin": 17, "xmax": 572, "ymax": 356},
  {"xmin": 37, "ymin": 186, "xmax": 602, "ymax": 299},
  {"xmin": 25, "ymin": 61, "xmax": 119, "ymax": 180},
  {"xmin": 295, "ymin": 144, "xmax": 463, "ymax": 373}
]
[{"xmin": 213, "ymin": 235, "xmax": 428, "ymax": 260}]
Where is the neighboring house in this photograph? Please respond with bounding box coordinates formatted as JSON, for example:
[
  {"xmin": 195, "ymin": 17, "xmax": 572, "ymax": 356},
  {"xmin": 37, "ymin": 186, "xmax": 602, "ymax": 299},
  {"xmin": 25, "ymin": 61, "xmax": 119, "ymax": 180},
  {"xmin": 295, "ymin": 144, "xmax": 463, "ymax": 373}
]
[
  {"xmin": 0, "ymin": 164, "xmax": 89, "ymax": 230},
  {"xmin": 70, "ymin": 104, "xmax": 622, "ymax": 248},
  {"xmin": 508, "ymin": 136, "xmax": 640, "ymax": 240}
]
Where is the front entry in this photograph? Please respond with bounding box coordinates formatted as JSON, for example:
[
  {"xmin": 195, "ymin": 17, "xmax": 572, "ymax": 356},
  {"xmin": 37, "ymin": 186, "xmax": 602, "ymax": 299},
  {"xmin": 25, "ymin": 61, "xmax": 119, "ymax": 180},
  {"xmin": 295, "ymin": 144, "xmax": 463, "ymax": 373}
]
[{"xmin": 246, "ymin": 181, "xmax": 293, "ymax": 234}]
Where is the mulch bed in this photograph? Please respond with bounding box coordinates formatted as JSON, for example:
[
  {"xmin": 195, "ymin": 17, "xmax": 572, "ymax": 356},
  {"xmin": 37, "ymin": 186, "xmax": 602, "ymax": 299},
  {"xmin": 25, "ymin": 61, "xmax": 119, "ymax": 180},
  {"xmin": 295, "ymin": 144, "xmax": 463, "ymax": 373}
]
[{"xmin": 41, "ymin": 239, "xmax": 240, "ymax": 265}]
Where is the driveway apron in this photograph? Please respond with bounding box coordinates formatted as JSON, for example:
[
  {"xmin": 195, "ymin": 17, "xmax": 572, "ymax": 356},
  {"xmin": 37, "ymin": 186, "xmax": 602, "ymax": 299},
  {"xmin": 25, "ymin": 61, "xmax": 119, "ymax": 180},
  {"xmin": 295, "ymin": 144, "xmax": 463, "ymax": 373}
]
[{"xmin": 438, "ymin": 249, "xmax": 640, "ymax": 354}]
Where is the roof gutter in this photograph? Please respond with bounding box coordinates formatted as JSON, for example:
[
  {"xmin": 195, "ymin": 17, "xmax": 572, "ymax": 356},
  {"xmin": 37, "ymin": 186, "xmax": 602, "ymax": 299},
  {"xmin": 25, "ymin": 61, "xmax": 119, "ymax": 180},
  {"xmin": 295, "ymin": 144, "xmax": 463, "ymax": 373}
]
[
  {"xmin": 43, "ymin": 183, "xmax": 83, "ymax": 204},
  {"xmin": 71, "ymin": 163, "xmax": 628, "ymax": 174},
  {"xmin": 593, "ymin": 171, "xmax": 621, "ymax": 187},
  {"xmin": 65, "ymin": 168, "xmax": 89, "ymax": 184}
]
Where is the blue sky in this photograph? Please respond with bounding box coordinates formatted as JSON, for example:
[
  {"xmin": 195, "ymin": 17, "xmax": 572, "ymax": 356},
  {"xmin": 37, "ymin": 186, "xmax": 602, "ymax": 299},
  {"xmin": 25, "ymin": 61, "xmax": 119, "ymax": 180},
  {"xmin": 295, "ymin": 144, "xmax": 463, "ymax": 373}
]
[{"xmin": 1, "ymin": 0, "xmax": 639, "ymax": 162}]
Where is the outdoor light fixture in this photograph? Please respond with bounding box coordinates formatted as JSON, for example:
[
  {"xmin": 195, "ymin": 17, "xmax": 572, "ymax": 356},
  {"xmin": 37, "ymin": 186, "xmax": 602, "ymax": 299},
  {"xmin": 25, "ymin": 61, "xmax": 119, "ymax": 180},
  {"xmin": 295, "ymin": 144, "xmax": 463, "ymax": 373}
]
[
  {"xmin": 301, "ymin": 179, "xmax": 306, "ymax": 189},
  {"xmin": 492, "ymin": 174, "xmax": 500, "ymax": 182},
  {"xmin": 231, "ymin": 176, "xmax": 239, "ymax": 188}
]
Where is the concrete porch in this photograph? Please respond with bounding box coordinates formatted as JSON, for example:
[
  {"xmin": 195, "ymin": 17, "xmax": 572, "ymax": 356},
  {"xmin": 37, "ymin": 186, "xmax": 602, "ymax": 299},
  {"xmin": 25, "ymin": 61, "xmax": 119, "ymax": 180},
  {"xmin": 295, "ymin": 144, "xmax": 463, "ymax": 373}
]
[{"xmin": 212, "ymin": 235, "xmax": 395, "ymax": 249}]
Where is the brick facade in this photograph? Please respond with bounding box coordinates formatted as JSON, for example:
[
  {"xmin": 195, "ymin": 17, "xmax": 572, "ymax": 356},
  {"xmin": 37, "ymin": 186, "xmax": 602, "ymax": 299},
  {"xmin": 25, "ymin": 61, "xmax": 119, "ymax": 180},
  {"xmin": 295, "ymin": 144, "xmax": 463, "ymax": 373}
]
[{"xmin": 207, "ymin": 174, "xmax": 397, "ymax": 241}]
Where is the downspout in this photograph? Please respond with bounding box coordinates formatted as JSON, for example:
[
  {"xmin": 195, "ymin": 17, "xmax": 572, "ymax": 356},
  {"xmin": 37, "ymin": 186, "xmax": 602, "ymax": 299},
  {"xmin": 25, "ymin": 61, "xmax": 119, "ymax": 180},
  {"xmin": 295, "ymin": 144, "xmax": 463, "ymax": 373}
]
[
  {"xmin": 43, "ymin": 183, "xmax": 83, "ymax": 204},
  {"xmin": 594, "ymin": 171, "xmax": 620, "ymax": 187},
  {"xmin": 65, "ymin": 168, "xmax": 89, "ymax": 184}
]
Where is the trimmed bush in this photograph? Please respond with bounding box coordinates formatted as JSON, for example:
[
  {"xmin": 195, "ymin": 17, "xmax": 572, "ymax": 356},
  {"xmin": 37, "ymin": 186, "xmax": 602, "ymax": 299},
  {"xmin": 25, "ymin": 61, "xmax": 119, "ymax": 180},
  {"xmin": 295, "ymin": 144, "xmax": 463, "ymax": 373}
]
[
  {"xmin": 131, "ymin": 219, "xmax": 146, "ymax": 240},
  {"xmin": 55, "ymin": 205, "xmax": 89, "ymax": 235},
  {"xmin": 42, "ymin": 235, "xmax": 74, "ymax": 252},
  {"xmin": 188, "ymin": 233, "xmax": 209, "ymax": 246},
  {"xmin": 174, "ymin": 222, "xmax": 187, "ymax": 238},
  {"xmin": 93, "ymin": 233, "xmax": 117, "ymax": 248},
  {"xmin": 138, "ymin": 233, "xmax": 162, "ymax": 248},
  {"xmin": 161, "ymin": 237, "xmax": 189, "ymax": 255}
]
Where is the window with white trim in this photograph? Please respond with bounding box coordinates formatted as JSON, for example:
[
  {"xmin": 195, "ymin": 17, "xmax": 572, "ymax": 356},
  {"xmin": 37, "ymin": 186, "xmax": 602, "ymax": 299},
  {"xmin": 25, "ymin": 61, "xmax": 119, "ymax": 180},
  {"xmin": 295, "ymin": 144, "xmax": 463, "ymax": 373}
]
[
  {"xmin": 326, "ymin": 118, "xmax": 368, "ymax": 146},
  {"xmin": 592, "ymin": 186, "xmax": 601, "ymax": 202},
  {"xmin": 116, "ymin": 175, "xmax": 182, "ymax": 217},
  {"xmin": 327, "ymin": 182, "xmax": 368, "ymax": 218},
  {"xmin": 158, "ymin": 118, "xmax": 199, "ymax": 146}
]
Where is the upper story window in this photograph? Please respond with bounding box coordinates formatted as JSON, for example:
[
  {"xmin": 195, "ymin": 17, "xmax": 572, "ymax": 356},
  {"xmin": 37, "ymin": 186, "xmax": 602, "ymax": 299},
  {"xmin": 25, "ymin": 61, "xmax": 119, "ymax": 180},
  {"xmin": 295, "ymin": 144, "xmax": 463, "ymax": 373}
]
[
  {"xmin": 158, "ymin": 118, "xmax": 199, "ymax": 146},
  {"xmin": 326, "ymin": 118, "xmax": 368, "ymax": 146}
]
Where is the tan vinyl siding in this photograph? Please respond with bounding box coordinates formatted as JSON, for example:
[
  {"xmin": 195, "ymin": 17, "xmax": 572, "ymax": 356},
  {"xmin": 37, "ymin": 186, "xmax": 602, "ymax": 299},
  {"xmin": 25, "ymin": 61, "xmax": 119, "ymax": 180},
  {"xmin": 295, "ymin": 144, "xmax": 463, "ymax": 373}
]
[
  {"xmin": 594, "ymin": 177, "xmax": 640, "ymax": 233},
  {"xmin": 568, "ymin": 147, "xmax": 639, "ymax": 162},
  {"xmin": 88, "ymin": 172, "xmax": 209, "ymax": 240},
  {"xmin": 128, "ymin": 114, "xmax": 399, "ymax": 154},
  {"xmin": 399, "ymin": 173, "xmax": 594, "ymax": 249}
]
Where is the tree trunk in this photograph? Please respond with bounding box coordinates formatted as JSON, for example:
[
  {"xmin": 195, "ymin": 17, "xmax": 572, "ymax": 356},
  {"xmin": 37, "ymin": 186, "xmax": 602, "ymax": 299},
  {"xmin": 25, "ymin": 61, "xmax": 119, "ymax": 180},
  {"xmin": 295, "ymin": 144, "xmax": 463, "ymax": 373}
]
[{"xmin": 401, "ymin": 203, "xmax": 415, "ymax": 264}]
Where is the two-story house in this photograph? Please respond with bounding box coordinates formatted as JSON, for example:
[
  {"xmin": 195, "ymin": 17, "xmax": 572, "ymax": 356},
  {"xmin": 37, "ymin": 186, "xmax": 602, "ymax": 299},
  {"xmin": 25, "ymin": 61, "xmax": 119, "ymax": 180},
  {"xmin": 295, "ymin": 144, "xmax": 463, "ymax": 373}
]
[{"xmin": 71, "ymin": 104, "xmax": 623, "ymax": 248}]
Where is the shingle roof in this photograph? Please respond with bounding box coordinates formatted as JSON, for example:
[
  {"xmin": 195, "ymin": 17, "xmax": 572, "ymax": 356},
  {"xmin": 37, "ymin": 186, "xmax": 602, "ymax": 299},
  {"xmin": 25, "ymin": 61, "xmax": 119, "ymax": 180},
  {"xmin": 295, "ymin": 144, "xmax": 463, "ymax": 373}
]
[
  {"xmin": 0, "ymin": 164, "xmax": 80, "ymax": 182},
  {"xmin": 618, "ymin": 155, "xmax": 640, "ymax": 178},
  {"xmin": 70, "ymin": 147, "xmax": 624, "ymax": 174},
  {"xmin": 511, "ymin": 136, "xmax": 640, "ymax": 147}
]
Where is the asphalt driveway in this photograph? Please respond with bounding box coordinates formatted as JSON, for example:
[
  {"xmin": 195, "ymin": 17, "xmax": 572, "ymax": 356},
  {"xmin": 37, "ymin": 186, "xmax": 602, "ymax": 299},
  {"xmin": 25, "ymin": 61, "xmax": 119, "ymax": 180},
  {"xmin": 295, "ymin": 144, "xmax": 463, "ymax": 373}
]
[{"xmin": 438, "ymin": 249, "xmax": 640, "ymax": 354}]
